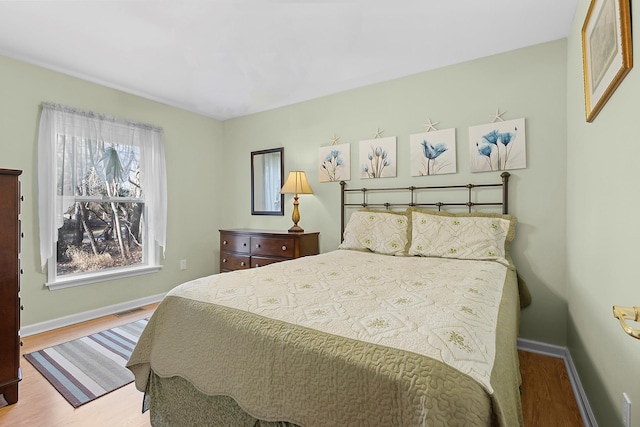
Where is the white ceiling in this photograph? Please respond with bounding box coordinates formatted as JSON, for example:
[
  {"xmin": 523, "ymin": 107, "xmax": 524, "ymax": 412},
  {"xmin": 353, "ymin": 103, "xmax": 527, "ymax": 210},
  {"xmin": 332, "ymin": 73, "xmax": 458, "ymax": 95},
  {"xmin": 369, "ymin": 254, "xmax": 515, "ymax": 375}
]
[{"xmin": 0, "ymin": 1, "xmax": 578, "ymax": 120}]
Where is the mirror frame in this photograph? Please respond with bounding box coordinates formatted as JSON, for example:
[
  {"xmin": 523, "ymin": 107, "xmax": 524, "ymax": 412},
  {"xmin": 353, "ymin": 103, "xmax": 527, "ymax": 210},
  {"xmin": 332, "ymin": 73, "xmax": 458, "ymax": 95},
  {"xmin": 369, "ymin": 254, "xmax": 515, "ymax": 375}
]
[{"xmin": 251, "ymin": 147, "xmax": 285, "ymax": 216}]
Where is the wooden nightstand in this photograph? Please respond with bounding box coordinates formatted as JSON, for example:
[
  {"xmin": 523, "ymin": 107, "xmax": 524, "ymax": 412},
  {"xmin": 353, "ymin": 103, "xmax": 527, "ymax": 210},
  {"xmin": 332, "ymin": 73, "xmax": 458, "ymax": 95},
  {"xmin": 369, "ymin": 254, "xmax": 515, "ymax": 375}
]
[{"xmin": 219, "ymin": 229, "xmax": 319, "ymax": 272}]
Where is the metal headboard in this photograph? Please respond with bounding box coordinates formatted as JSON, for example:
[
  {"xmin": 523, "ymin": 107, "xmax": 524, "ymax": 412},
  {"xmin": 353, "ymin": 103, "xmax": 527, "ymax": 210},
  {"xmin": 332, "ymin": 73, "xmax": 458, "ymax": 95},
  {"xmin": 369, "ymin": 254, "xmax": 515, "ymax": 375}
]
[{"xmin": 340, "ymin": 172, "xmax": 511, "ymax": 236}]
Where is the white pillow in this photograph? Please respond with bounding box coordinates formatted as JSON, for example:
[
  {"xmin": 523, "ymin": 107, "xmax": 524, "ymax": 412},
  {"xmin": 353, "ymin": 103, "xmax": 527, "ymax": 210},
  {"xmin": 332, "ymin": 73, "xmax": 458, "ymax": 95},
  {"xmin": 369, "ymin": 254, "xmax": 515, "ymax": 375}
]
[
  {"xmin": 338, "ymin": 210, "xmax": 409, "ymax": 256},
  {"xmin": 408, "ymin": 210, "xmax": 515, "ymax": 262}
]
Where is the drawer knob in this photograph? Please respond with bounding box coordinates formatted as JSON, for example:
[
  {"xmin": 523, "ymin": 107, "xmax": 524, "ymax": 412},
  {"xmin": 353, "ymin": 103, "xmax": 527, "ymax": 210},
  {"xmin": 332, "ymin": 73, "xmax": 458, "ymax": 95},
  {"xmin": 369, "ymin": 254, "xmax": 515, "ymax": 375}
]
[
  {"xmin": 281, "ymin": 245, "xmax": 287, "ymax": 251},
  {"xmin": 240, "ymin": 261, "xmax": 245, "ymax": 266},
  {"xmin": 243, "ymin": 243, "xmax": 247, "ymax": 247},
  {"xmin": 255, "ymin": 244, "xmax": 261, "ymax": 248},
  {"xmin": 223, "ymin": 240, "xmax": 228, "ymax": 245},
  {"xmin": 255, "ymin": 264, "xmax": 260, "ymax": 268},
  {"xmin": 222, "ymin": 258, "xmax": 227, "ymax": 263},
  {"xmin": 20, "ymin": 305, "xmax": 24, "ymax": 310}
]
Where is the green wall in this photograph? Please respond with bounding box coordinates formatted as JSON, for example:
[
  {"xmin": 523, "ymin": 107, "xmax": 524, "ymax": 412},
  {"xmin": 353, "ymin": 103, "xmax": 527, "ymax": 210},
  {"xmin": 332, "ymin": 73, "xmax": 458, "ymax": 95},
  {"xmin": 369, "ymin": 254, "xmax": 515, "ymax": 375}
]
[
  {"xmin": 0, "ymin": 54, "xmax": 224, "ymax": 326},
  {"xmin": 567, "ymin": 1, "xmax": 640, "ymax": 425},
  {"xmin": 222, "ymin": 39, "xmax": 569, "ymax": 346}
]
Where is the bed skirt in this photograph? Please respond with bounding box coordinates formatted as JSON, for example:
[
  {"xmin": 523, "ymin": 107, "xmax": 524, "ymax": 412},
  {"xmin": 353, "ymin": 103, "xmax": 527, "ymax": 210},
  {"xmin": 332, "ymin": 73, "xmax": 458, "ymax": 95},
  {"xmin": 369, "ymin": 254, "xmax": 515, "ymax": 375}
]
[{"xmin": 145, "ymin": 372, "xmax": 299, "ymax": 427}]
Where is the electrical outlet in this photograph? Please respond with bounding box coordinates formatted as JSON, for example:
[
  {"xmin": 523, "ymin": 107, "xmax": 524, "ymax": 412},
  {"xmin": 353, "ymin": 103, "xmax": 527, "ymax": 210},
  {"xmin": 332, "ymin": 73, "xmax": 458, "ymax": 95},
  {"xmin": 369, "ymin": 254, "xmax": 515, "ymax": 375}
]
[
  {"xmin": 623, "ymin": 393, "xmax": 631, "ymax": 427},
  {"xmin": 179, "ymin": 259, "xmax": 187, "ymax": 270}
]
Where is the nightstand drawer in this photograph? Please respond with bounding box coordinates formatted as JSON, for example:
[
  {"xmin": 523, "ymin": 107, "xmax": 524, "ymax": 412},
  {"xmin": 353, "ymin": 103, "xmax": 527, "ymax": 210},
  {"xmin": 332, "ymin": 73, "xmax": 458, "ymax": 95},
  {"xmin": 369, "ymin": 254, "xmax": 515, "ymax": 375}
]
[
  {"xmin": 220, "ymin": 252, "xmax": 250, "ymax": 270},
  {"xmin": 220, "ymin": 233, "xmax": 250, "ymax": 254},
  {"xmin": 250, "ymin": 236, "xmax": 294, "ymax": 258}
]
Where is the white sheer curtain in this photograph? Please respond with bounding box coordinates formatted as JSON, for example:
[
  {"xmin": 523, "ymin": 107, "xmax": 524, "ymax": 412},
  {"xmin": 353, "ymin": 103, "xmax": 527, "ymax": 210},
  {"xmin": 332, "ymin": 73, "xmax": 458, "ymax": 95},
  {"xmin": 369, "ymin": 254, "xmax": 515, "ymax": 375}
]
[
  {"xmin": 37, "ymin": 102, "xmax": 167, "ymax": 270},
  {"xmin": 263, "ymin": 153, "xmax": 281, "ymax": 211}
]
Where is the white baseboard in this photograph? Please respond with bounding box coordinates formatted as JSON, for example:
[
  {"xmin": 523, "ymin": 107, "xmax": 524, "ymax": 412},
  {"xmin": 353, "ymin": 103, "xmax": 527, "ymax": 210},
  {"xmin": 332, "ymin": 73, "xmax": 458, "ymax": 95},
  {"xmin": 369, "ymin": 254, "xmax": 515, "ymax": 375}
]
[
  {"xmin": 518, "ymin": 338, "xmax": 597, "ymax": 427},
  {"xmin": 20, "ymin": 293, "xmax": 166, "ymax": 337}
]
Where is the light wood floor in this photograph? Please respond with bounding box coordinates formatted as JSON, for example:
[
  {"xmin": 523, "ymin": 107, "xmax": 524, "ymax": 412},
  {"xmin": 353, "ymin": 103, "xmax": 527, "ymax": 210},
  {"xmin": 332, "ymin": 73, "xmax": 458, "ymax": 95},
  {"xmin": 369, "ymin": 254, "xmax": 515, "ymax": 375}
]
[
  {"xmin": 0, "ymin": 304, "xmax": 584, "ymax": 426},
  {"xmin": 519, "ymin": 350, "xmax": 584, "ymax": 426}
]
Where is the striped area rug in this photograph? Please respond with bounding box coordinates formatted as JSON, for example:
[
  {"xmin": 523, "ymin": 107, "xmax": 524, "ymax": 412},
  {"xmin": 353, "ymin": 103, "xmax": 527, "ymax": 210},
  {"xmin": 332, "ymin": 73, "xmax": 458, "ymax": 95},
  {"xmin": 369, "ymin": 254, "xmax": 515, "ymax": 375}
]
[{"xmin": 23, "ymin": 318, "xmax": 148, "ymax": 408}]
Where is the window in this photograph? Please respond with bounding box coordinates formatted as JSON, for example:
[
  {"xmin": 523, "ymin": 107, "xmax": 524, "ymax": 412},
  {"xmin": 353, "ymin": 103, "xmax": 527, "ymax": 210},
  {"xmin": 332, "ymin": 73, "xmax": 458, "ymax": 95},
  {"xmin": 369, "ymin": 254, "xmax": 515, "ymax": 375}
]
[{"xmin": 38, "ymin": 103, "xmax": 167, "ymax": 290}]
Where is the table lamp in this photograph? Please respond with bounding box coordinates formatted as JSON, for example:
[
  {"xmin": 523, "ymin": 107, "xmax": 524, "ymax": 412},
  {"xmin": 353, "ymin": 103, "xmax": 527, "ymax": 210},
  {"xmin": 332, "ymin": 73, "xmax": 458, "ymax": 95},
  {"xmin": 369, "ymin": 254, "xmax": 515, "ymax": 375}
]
[{"xmin": 280, "ymin": 171, "xmax": 313, "ymax": 232}]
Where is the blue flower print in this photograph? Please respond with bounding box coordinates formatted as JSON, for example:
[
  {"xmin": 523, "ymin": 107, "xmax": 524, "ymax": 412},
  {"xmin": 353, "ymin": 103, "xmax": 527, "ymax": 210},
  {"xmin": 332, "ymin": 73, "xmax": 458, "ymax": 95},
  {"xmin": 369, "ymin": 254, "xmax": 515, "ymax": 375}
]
[
  {"xmin": 363, "ymin": 145, "xmax": 391, "ymax": 178},
  {"xmin": 476, "ymin": 126, "xmax": 518, "ymax": 171},
  {"xmin": 420, "ymin": 140, "xmax": 448, "ymax": 175},
  {"xmin": 321, "ymin": 149, "xmax": 344, "ymax": 181}
]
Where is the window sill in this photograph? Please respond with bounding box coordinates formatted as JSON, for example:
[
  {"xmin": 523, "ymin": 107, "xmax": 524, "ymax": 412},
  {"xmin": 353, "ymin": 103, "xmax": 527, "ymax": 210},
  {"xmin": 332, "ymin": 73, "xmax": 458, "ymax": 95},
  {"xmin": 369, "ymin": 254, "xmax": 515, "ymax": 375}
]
[{"xmin": 45, "ymin": 264, "xmax": 162, "ymax": 290}]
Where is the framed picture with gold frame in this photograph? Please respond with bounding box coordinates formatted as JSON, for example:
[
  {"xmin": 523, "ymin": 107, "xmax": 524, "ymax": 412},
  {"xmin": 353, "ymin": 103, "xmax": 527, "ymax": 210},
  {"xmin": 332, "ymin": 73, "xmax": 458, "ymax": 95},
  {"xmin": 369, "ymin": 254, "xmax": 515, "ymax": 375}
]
[{"xmin": 582, "ymin": 0, "xmax": 632, "ymax": 122}]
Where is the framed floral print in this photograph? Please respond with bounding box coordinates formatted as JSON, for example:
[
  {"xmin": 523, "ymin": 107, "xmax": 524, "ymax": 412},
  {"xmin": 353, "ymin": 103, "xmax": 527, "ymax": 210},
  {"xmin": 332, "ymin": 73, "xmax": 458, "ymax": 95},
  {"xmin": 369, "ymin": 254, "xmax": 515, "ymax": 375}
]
[
  {"xmin": 318, "ymin": 143, "xmax": 350, "ymax": 182},
  {"xmin": 468, "ymin": 118, "xmax": 526, "ymax": 173},
  {"xmin": 359, "ymin": 136, "xmax": 396, "ymax": 179},
  {"xmin": 409, "ymin": 128, "xmax": 456, "ymax": 176},
  {"xmin": 582, "ymin": 0, "xmax": 632, "ymax": 122}
]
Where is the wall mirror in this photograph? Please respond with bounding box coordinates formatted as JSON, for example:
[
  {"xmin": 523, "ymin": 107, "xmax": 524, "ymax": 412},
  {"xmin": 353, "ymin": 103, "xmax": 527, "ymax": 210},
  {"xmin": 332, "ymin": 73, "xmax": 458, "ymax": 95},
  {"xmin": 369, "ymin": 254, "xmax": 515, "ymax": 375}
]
[{"xmin": 251, "ymin": 147, "xmax": 284, "ymax": 215}]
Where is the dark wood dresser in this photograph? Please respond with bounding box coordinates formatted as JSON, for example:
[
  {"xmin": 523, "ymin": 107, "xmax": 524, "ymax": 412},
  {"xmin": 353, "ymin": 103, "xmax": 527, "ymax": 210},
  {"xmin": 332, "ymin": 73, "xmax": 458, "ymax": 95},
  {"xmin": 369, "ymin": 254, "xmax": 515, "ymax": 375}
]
[
  {"xmin": 219, "ymin": 229, "xmax": 319, "ymax": 272},
  {"xmin": 0, "ymin": 169, "xmax": 22, "ymax": 405}
]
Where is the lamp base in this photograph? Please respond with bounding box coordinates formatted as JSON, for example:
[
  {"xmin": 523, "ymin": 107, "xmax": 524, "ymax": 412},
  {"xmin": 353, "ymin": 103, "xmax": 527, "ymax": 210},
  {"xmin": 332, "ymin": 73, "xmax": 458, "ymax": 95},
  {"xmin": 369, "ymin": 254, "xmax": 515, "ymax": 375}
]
[
  {"xmin": 288, "ymin": 195, "xmax": 304, "ymax": 232},
  {"xmin": 288, "ymin": 224, "xmax": 304, "ymax": 233}
]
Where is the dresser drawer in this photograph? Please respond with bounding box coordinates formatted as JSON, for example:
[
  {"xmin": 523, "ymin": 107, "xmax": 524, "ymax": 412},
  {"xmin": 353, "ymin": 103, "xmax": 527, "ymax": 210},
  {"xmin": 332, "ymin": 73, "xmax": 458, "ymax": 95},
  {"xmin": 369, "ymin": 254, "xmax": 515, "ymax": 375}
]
[
  {"xmin": 251, "ymin": 236, "xmax": 294, "ymax": 258},
  {"xmin": 220, "ymin": 252, "xmax": 250, "ymax": 270},
  {"xmin": 250, "ymin": 256, "xmax": 284, "ymax": 268},
  {"xmin": 220, "ymin": 233, "xmax": 250, "ymax": 254}
]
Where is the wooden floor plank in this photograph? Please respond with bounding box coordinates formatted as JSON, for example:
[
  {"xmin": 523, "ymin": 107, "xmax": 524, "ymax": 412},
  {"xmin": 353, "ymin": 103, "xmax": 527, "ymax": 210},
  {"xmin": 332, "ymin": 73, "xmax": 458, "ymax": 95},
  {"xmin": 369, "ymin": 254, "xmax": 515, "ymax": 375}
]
[
  {"xmin": 0, "ymin": 304, "xmax": 584, "ymax": 426},
  {"xmin": 518, "ymin": 349, "xmax": 584, "ymax": 426}
]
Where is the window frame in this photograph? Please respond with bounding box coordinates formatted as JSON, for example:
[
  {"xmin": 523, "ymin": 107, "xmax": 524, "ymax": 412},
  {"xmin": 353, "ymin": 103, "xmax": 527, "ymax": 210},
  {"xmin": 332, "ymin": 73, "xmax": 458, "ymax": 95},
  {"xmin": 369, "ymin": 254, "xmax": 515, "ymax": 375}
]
[
  {"xmin": 45, "ymin": 195, "xmax": 161, "ymax": 291},
  {"xmin": 38, "ymin": 103, "xmax": 167, "ymax": 290}
]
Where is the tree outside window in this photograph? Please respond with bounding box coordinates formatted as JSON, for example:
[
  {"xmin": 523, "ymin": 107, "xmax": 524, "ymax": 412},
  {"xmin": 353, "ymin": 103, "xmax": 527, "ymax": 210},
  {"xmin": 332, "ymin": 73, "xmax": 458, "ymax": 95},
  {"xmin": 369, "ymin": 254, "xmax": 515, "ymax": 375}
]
[{"xmin": 56, "ymin": 138, "xmax": 144, "ymax": 276}]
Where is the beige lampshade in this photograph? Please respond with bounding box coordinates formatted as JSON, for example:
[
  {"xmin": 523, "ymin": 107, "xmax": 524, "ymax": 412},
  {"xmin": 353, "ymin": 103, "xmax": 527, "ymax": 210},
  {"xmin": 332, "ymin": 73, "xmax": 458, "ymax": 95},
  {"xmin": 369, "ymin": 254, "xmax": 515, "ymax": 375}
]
[{"xmin": 280, "ymin": 171, "xmax": 313, "ymax": 195}]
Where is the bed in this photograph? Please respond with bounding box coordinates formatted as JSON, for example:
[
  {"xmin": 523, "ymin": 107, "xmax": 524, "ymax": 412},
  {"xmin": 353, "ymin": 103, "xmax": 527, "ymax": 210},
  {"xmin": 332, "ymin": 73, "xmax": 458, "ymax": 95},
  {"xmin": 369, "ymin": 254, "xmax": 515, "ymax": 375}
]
[{"xmin": 127, "ymin": 172, "xmax": 527, "ymax": 426}]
